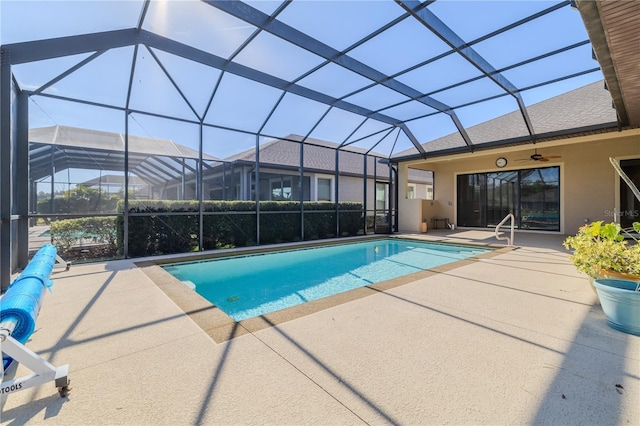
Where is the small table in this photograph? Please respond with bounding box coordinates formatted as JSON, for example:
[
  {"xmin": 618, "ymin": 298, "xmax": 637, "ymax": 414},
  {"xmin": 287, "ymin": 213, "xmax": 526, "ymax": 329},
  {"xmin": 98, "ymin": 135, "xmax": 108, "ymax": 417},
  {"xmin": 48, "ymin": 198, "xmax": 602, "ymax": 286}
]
[{"xmin": 432, "ymin": 217, "xmax": 449, "ymax": 229}]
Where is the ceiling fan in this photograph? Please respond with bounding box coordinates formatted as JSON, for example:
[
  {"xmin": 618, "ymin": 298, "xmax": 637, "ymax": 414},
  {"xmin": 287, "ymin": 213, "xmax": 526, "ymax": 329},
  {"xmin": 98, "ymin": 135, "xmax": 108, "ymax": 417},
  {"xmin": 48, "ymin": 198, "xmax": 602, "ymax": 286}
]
[{"xmin": 516, "ymin": 148, "xmax": 561, "ymax": 163}]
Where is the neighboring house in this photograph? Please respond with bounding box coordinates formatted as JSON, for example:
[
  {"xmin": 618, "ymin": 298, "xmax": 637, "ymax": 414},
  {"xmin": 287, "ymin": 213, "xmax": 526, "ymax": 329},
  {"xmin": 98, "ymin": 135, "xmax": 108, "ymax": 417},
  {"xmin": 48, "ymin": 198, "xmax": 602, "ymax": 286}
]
[
  {"xmin": 79, "ymin": 175, "xmax": 151, "ymax": 198},
  {"xmin": 28, "ymin": 126, "xmax": 390, "ymax": 212},
  {"xmin": 200, "ymin": 134, "xmax": 390, "ymax": 211}
]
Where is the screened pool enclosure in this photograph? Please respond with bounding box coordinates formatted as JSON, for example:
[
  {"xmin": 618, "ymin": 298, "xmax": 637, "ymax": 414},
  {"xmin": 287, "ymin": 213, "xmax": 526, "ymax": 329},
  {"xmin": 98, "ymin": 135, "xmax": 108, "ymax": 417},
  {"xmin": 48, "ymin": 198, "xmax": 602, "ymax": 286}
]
[{"xmin": 1, "ymin": 0, "xmax": 610, "ymax": 289}]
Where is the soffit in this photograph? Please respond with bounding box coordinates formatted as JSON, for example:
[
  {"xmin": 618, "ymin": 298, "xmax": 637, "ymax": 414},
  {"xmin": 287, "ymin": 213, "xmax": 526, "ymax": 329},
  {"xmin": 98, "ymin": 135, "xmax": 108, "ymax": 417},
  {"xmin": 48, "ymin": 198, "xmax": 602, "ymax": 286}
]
[{"xmin": 578, "ymin": 0, "xmax": 640, "ymax": 128}]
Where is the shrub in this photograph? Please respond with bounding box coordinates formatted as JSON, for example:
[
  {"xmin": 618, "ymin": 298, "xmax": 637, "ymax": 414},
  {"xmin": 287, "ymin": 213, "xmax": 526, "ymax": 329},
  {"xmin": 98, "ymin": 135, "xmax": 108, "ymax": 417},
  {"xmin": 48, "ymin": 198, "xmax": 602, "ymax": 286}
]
[
  {"xmin": 50, "ymin": 216, "xmax": 117, "ymax": 254},
  {"xmin": 117, "ymin": 200, "xmax": 363, "ymax": 257}
]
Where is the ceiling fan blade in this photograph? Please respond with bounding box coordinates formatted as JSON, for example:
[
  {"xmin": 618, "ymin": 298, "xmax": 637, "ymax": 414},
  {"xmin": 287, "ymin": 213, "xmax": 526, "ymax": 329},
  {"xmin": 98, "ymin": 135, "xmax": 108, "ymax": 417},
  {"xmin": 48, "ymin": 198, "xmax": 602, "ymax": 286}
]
[{"xmin": 513, "ymin": 151, "xmax": 561, "ymax": 162}]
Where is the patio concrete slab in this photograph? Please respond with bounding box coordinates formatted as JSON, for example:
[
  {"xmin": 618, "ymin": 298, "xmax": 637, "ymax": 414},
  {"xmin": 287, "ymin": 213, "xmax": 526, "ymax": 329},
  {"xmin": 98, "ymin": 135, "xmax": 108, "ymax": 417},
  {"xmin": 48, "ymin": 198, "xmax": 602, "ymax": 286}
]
[{"xmin": 2, "ymin": 231, "xmax": 639, "ymax": 425}]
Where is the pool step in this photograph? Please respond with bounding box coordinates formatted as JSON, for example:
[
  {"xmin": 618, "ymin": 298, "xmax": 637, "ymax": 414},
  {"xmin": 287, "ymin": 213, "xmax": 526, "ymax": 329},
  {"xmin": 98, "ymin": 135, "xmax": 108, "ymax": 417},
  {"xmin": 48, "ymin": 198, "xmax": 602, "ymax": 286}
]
[{"xmin": 180, "ymin": 280, "xmax": 196, "ymax": 290}]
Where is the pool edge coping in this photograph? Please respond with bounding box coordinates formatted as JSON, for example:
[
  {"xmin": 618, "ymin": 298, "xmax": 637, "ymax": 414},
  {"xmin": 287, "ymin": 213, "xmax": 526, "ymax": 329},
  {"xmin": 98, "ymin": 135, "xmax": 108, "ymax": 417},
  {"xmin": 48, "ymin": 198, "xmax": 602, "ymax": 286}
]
[{"xmin": 136, "ymin": 236, "xmax": 511, "ymax": 344}]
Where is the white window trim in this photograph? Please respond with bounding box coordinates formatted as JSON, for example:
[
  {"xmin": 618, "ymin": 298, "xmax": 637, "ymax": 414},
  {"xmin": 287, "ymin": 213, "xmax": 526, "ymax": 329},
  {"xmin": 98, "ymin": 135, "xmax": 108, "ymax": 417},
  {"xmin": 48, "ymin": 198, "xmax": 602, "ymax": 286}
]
[{"xmin": 315, "ymin": 175, "xmax": 334, "ymax": 202}]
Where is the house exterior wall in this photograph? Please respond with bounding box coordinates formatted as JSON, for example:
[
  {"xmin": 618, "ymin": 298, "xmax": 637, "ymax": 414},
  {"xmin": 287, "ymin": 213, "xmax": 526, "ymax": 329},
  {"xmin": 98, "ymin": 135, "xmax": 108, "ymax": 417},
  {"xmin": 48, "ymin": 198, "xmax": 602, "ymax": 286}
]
[
  {"xmin": 200, "ymin": 166, "xmax": 381, "ymax": 210},
  {"xmin": 397, "ymin": 129, "xmax": 640, "ymax": 235},
  {"xmin": 335, "ymin": 175, "xmax": 377, "ymax": 211}
]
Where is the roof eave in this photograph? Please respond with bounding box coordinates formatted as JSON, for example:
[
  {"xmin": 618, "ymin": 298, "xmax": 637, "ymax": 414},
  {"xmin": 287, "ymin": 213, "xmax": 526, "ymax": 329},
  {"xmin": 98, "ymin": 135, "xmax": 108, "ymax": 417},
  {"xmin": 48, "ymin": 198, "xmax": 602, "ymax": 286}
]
[
  {"xmin": 391, "ymin": 121, "xmax": 620, "ymax": 163},
  {"xmin": 575, "ymin": 0, "xmax": 628, "ymax": 127}
]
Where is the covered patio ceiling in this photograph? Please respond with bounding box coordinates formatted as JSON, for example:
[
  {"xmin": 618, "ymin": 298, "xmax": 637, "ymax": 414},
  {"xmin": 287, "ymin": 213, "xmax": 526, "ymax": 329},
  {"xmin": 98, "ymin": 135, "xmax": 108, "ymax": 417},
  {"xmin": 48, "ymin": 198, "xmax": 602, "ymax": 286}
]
[{"xmin": 2, "ymin": 0, "xmax": 635, "ymax": 161}]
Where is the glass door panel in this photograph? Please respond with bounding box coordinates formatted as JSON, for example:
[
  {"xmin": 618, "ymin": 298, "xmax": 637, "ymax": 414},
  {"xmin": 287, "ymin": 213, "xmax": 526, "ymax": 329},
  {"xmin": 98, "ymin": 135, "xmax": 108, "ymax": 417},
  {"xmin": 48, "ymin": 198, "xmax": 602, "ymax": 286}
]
[
  {"xmin": 486, "ymin": 171, "xmax": 518, "ymax": 227},
  {"xmin": 457, "ymin": 174, "xmax": 486, "ymax": 227},
  {"xmin": 520, "ymin": 167, "xmax": 559, "ymax": 231},
  {"xmin": 376, "ymin": 182, "xmax": 388, "ymax": 211}
]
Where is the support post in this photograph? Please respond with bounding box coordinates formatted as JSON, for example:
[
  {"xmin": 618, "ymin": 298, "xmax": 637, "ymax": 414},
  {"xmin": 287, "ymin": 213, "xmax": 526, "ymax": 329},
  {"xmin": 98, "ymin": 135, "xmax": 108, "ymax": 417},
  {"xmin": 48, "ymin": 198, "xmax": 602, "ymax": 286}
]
[
  {"xmin": 17, "ymin": 91, "xmax": 29, "ymax": 268},
  {"xmin": 1, "ymin": 51, "xmax": 12, "ymax": 292}
]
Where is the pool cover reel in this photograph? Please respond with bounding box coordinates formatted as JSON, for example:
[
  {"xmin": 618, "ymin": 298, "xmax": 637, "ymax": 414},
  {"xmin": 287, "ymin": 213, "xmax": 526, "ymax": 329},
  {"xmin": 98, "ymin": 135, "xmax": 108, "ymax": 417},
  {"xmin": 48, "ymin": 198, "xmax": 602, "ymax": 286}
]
[
  {"xmin": 0, "ymin": 244, "xmax": 56, "ymax": 344},
  {"xmin": 1, "ymin": 244, "xmax": 70, "ymax": 399}
]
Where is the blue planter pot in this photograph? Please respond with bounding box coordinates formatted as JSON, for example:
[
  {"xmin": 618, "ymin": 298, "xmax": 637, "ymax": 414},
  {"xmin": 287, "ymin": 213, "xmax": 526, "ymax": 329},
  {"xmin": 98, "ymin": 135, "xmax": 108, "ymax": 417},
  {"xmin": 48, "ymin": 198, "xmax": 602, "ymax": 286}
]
[{"xmin": 593, "ymin": 279, "xmax": 640, "ymax": 336}]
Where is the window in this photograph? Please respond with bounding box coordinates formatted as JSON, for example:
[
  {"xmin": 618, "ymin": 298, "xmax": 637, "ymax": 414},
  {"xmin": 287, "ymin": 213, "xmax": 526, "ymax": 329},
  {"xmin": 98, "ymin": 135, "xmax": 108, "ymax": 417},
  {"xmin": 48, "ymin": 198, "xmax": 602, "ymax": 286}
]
[
  {"xmin": 406, "ymin": 168, "xmax": 434, "ymax": 200},
  {"xmin": 255, "ymin": 172, "xmax": 310, "ymax": 201},
  {"xmin": 317, "ymin": 177, "xmax": 332, "ymax": 201},
  {"xmin": 270, "ymin": 177, "xmax": 292, "ymax": 200},
  {"xmin": 407, "ymin": 186, "xmax": 415, "ymax": 199},
  {"xmin": 376, "ymin": 182, "xmax": 388, "ymax": 211}
]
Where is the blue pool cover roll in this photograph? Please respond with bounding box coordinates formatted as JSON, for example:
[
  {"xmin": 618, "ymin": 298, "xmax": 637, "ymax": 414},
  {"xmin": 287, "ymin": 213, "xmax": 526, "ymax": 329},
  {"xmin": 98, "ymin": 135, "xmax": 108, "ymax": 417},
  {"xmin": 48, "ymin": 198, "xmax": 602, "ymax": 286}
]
[
  {"xmin": 1, "ymin": 244, "xmax": 57, "ymax": 371},
  {"xmin": 1, "ymin": 276, "xmax": 50, "ymax": 343}
]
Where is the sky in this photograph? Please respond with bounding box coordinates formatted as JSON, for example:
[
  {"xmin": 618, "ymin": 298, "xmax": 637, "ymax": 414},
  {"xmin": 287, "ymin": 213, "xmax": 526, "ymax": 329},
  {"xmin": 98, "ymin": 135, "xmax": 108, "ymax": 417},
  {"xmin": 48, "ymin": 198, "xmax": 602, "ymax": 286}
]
[{"xmin": 1, "ymin": 0, "xmax": 604, "ymax": 166}]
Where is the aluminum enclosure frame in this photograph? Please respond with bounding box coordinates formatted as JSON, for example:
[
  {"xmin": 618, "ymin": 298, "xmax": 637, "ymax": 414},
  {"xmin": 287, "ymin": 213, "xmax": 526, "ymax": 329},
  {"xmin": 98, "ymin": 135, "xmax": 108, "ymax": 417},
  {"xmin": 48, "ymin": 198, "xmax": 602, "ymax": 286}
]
[{"xmin": 0, "ymin": 0, "xmax": 619, "ymax": 290}]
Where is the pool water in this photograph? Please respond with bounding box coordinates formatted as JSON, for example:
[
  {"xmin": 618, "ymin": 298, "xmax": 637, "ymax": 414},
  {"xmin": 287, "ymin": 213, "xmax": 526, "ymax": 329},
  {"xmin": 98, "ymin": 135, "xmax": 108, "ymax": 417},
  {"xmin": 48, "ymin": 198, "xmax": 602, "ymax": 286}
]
[{"xmin": 162, "ymin": 239, "xmax": 491, "ymax": 321}]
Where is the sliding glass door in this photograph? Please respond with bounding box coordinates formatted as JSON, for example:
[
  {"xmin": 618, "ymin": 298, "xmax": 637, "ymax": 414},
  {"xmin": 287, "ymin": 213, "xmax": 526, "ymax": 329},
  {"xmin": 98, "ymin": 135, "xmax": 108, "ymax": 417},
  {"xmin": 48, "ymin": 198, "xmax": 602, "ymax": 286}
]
[
  {"xmin": 619, "ymin": 159, "xmax": 640, "ymax": 229},
  {"xmin": 457, "ymin": 174, "xmax": 486, "ymax": 227},
  {"xmin": 457, "ymin": 166, "xmax": 559, "ymax": 231},
  {"xmin": 486, "ymin": 172, "xmax": 519, "ymax": 227},
  {"xmin": 520, "ymin": 167, "xmax": 560, "ymax": 230}
]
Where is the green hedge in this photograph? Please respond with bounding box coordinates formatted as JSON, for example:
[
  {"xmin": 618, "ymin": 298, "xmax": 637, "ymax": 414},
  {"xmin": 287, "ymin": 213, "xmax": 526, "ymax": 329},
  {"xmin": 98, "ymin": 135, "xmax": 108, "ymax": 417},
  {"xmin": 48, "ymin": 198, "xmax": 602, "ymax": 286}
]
[
  {"xmin": 50, "ymin": 216, "xmax": 117, "ymax": 253},
  {"xmin": 117, "ymin": 200, "xmax": 363, "ymax": 257}
]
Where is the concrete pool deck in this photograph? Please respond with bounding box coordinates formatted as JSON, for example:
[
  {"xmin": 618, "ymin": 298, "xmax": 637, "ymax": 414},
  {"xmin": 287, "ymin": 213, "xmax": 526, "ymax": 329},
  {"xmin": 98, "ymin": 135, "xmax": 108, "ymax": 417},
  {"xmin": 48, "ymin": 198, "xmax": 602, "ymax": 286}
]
[{"xmin": 1, "ymin": 230, "xmax": 639, "ymax": 425}]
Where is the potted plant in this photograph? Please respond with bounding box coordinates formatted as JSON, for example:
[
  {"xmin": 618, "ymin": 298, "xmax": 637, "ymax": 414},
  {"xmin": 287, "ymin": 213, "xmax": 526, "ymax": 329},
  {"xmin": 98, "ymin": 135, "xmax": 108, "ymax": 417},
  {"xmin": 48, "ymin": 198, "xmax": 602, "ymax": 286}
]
[
  {"xmin": 563, "ymin": 220, "xmax": 640, "ymax": 335},
  {"xmin": 591, "ymin": 278, "xmax": 640, "ymax": 335},
  {"xmin": 563, "ymin": 221, "xmax": 640, "ymax": 280}
]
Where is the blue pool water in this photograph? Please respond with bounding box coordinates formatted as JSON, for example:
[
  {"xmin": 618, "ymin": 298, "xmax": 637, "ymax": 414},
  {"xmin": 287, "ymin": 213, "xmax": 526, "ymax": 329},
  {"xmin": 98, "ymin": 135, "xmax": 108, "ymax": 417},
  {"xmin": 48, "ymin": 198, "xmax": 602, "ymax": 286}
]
[{"xmin": 162, "ymin": 239, "xmax": 491, "ymax": 321}]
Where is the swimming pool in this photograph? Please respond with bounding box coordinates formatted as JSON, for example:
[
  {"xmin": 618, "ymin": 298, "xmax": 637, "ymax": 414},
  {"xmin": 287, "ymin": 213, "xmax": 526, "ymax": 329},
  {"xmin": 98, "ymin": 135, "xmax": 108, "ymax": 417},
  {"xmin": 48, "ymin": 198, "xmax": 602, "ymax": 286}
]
[{"xmin": 162, "ymin": 239, "xmax": 491, "ymax": 321}]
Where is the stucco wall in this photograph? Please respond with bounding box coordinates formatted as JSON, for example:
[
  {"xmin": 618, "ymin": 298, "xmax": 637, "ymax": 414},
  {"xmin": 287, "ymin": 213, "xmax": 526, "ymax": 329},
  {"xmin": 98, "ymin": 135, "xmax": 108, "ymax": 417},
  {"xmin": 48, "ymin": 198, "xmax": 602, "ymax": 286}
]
[
  {"xmin": 335, "ymin": 175, "xmax": 379, "ymax": 211},
  {"xmin": 398, "ymin": 130, "xmax": 640, "ymax": 235}
]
